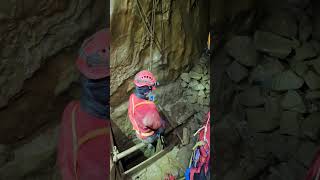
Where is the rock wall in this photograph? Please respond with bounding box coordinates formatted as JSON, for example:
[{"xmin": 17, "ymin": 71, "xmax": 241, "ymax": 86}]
[
  {"xmin": 0, "ymin": 0, "xmax": 107, "ymax": 109},
  {"xmin": 110, "ymin": 0, "xmax": 210, "ymax": 148},
  {"xmin": 213, "ymin": 0, "xmax": 320, "ymax": 179}
]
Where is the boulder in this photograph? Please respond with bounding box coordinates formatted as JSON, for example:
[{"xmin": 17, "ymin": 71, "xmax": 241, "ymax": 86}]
[
  {"xmin": 279, "ymin": 111, "xmax": 301, "ymax": 136},
  {"xmin": 238, "ymin": 86, "xmax": 265, "ymax": 107},
  {"xmin": 181, "ymin": 81, "xmax": 187, "ymax": 88},
  {"xmin": 293, "ymin": 43, "xmax": 317, "ymax": 61},
  {"xmin": 193, "ymin": 84, "xmax": 205, "ymax": 91},
  {"xmin": 226, "ymin": 36, "xmax": 258, "ymax": 67},
  {"xmin": 226, "ymin": 61, "xmax": 248, "ymax": 83},
  {"xmin": 189, "ymin": 71, "xmax": 202, "ymax": 80},
  {"xmin": 246, "ymin": 108, "xmax": 279, "ymax": 132},
  {"xmin": 191, "ymin": 65, "xmax": 203, "ymax": 74},
  {"xmin": 259, "ymin": 11, "xmax": 297, "ymax": 38},
  {"xmin": 270, "ymin": 70, "xmax": 304, "ymax": 91},
  {"xmin": 163, "ymin": 98, "xmax": 195, "ymax": 125},
  {"xmin": 281, "ymin": 90, "xmax": 306, "ymax": 113},
  {"xmin": 254, "ymin": 31, "xmax": 299, "ymax": 58},
  {"xmin": 180, "ymin": 73, "xmax": 191, "ymax": 83},
  {"xmin": 301, "ymin": 112, "xmax": 320, "ymax": 139},
  {"xmin": 303, "ymin": 70, "xmax": 320, "ymax": 90}
]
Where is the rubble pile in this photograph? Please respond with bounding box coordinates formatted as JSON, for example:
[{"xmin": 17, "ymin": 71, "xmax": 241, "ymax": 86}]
[
  {"xmin": 215, "ymin": 4, "xmax": 320, "ymax": 180},
  {"xmin": 180, "ymin": 55, "xmax": 210, "ymax": 122}
]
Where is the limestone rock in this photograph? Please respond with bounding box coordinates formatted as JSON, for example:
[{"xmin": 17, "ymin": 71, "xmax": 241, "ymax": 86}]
[
  {"xmin": 181, "ymin": 81, "xmax": 187, "ymax": 88},
  {"xmin": 188, "ymin": 80, "xmax": 199, "ymax": 88},
  {"xmin": 301, "ymin": 112, "xmax": 320, "ymax": 139},
  {"xmin": 181, "ymin": 73, "xmax": 191, "ymax": 83},
  {"xmin": 187, "ymin": 94, "xmax": 197, "ymax": 104},
  {"xmin": 254, "ymin": 31, "xmax": 299, "ymax": 58},
  {"xmin": 303, "ymin": 71, "xmax": 320, "ymax": 90},
  {"xmin": 293, "ymin": 43, "xmax": 317, "ymax": 61},
  {"xmin": 279, "ymin": 111, "xmax": 301, "ymax": 136},
  {"xmin": 226, "ymin": 36, "xmax": 258, "ymax": 67},
  {"xmin": 193, "ymin": 84, "xmax": 205, "ymax": 91},
  {"xmin": 259, "ymin": 11, "xmax": 297, "ymax": 38},
  {"xmin": 281, "ymin": 90, "xmax": 306, "ymax": 113},
  {"xmin": 295, "ymin": 141, "xmax": 318, "ymax": 167},
  {"xmin": 270, "ymin": 70, "xmax": 304, "ymax": 91},
  {"xmin": 226, "ymin": 61, "xmax": 248, "ymax": 83},
  {"xmin": 238, "ymin": 86, "xmax": 264, "ymax": 107},
  {"xmin": 246, "ymin": 108, "xmax": 279, "ymax": 132},
  {"xmin": 189, "ymin": 71, "xmax": 202, "ymax": 80}
]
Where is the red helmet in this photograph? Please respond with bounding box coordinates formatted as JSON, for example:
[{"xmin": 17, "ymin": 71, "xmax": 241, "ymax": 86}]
[
  {"xmin": 134, "ymin": 70, "xmax": 158, "ymax": 88},
  {"xmin": 76, "ymin": 28, "xmax": 110, "ymax": 79}
]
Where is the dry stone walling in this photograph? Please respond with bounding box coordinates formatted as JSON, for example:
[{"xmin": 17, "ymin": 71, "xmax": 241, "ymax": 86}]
[{"xmin": 214, "ymin": 2, "xmax": 320, "ymax": 179}]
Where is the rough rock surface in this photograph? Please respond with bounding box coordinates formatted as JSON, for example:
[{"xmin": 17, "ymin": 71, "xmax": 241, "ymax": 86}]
[{"xmin": 0, "ymin": 0, "xmax": 107, "ymax": 108}]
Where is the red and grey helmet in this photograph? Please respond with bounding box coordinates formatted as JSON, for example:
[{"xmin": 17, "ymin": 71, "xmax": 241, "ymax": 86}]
[
  {"xmin": 134, "ymin": 70, "xmax": 158, "ymax": 89},
  {"xmin": 76, "ymin": 28, "xmax": 110, "ymax": 79}
]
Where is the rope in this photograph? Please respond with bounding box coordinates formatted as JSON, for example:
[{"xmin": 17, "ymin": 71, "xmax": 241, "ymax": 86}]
[{"xmin": 149, "ymin": 0, "xmax": 156, "ymax": 71}]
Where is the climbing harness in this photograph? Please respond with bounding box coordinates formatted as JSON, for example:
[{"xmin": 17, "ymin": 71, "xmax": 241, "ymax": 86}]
[
  {"xmin": 71, "ymin": 103, "xmax": 109, "ymax": 180},
  {"xmin": 185, "ymin": 112, "xmax": 211, "ymax": 180}
]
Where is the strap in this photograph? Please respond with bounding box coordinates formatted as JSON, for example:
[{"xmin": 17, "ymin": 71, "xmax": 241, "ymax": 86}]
[
  {"xmin": 78, "ymin": 128, "xmax": 109, "ymax": 147},
  {"xmin": 71, "ymin": 103, "xmax": 109, "ymax": 180},
  {"xmin": 71, "ymin": 103, "xmax": 80, "ymax": 180}
]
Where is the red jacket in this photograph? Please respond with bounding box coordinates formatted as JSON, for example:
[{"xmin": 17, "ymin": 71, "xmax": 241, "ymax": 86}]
[
  {"xmin": 128, "ymin": 94, "xmax": 163, "ymax": 139},
  {"xmin": 57, "ymin": 101, "xmax": 109, "ymax": 180}
]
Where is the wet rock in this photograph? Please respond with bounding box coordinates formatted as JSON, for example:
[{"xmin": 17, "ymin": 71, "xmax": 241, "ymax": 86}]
[
  {"xmin": 289, "ymin": 60, "xmax": 308, "ymax": 76},
  {"xmin": 238, "ymin": 86, "xmax": 264, "ymax": 107},
  {"xmin": 279, "ymin": 111, "xmax": 301, "ymax": 136},
  {"xmin": 246, "ymin": 108, "xmax": 279, "ymax": 132},
  {"xmin": 301, "ymin": 112, "xmax": 320, "ymax": 139},
  {"xmin": 267, "ymin": 70, "xmax": 304, "ymax": 91},
  {"xmin": 281, "ymin": 90, "xmax": 306, "ymax": 113},
  {"xmin": 254, "ymin": 31, "xmax": 299, "ymax": 58},
  {"xmin": 0, "ymin": 126, "xmax": 59, "ymax": 180},
  {"xmin": 295, "ymin": 141, "xmax": 318, "ymax": 167},
  {"xmin": 303, "ymin": 70, "xmax": 320, "ymax": 90},
  {"xmin": 226, "ymin": 36, "xmax": 258, "ymax": 67},
  {"xmin": 226, "ymin": 61, "xmax": 248, "ymax": 83},
  {"xmin": 260, "ymin": 11, "xmax": 297, "ymax": 38},
  {"xmin": 180, "ymin": 73, "xmax": 191, "ymax": 83},
  {"xmin": 189, "ymin": 71, "xmax": 202, "ymax": 80},
  {"xmin": 306, "ymin": 90, "xmax": 320, "ymax": 99},
  {"xmin": 293, "ymin": 43, "xmax": 317, "ymax": 61},
  {"xmin": 299, "ymin": 15, "xmax": 312, "ymax": 42},
  {"xmin": 54, "ymin": 65, "xmax": 79, "ymax": 96}
]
